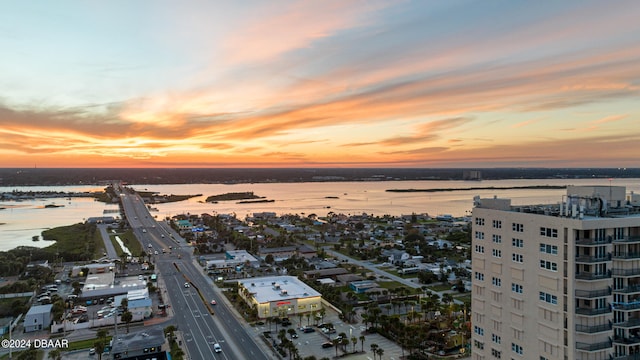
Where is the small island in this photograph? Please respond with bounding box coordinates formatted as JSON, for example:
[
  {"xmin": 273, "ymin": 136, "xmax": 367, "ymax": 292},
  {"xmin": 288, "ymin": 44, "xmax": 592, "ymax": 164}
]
[
  {"xmin": 237, "ymin": 199, "xmax": 275, "ymax": 204},
  {"xmin": 386, "ymin": 185, "xmax": 566, "ymax": 193},
  {"xmin": 206, "ymin": 191, "xmax": 266, "ymax": 202}
]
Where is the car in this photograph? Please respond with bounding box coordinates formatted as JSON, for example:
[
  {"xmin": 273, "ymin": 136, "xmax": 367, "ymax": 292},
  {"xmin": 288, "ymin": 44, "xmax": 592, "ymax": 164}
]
[
  {"xmin": 210, "ymin": 299, "xmax": 217, "ymax": 305},
  {"xmin": 213, "ymin": 343, "xmax": 222, "ymax": 353},
  {"xmin": 184, "ymin": 282, "xmax": 190, "ymax": 288},
  {"xmin": 148, "ymin": 244, "xmax": 153, "ymax": 248},
  {"xmin": 302, "ymin": 327, "xmax": 315, "ymax": 333},
  {"xmin": 291, "ymin": 331, "xmax": 298, "ymax": 339},
  {"xmin": 138, "ymin": 275, "xmax": 144, "ymax": 280},
  {"xmin": 161, "ymin": 234, "xmax": 165, "ymax": 238},
  {"xmin": 89, "ymin": 348, "xmax": 96, "ymax": 355},
  {"xmin": 321, "ymin": 342, "xmax": 334, "ymax": 348}
]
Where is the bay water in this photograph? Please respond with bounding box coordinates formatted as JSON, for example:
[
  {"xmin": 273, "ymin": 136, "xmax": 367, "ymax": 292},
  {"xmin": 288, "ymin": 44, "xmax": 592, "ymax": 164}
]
[{"xmin": 1, "ymin": 178, "xmax": 639, "ymax": 251}]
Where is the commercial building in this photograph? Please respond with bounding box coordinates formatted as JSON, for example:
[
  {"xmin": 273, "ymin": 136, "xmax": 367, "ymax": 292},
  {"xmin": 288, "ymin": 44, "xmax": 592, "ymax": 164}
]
[
  {"xmin": 471, "ymin": 185, "xmax": 640, "ymax": 360},
  {"xmin": 24, "ymin": 304, "xmax": 52, "ymax": 332},
  {"xmin": 204, "ymin": 250, "xmax": 260, "ymax": 272},
  {"xmin": 110, "ymin": 326, "xmax": 167, "ymax": 360},
  {"xmin": 238, "ymin": 275, "xmax": 322, "ymax": 319}
]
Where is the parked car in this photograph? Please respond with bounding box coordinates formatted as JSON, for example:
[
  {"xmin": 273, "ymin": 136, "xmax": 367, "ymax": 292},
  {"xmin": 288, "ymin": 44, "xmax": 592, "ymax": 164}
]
[
  {"xmin": 321, "ymin": 342, "xmax": 333, "ymax": 348},
  {"xmin": 184, "ymin": 282, "xmax": 190, "ymax": 288},
  {"xmin": 302, "ymin": 327, "xmax": 315, "ymax": 333}
]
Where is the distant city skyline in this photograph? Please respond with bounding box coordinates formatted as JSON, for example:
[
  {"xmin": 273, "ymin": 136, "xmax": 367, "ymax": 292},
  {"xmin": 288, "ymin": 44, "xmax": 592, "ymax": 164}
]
[{"xmin": 1, "ymin": 1, "xmax": 639, "ymax": 168}]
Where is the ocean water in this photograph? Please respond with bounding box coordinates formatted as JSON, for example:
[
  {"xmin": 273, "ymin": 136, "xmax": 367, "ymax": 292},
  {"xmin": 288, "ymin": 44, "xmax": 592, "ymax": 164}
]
[{"xmin": 1, "ymin": 179, "xmax": 639, "ymax": 251}]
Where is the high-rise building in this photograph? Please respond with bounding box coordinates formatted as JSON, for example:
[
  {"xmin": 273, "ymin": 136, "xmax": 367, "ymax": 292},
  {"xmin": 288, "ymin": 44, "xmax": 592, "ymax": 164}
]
[{"xmin": 471, "ymin": 185, "xmax": 640, "ymax": 360}]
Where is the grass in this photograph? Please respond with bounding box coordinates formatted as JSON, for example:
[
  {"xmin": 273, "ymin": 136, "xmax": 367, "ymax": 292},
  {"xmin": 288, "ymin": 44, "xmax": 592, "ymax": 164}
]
[
  {"xmin": 41, "ymin": 222, "xmax": 101, "ymax": 260},
  {"xmin": 427, "ymin": 283, "xmax": 452, "ymax": 292},
  {"xmin": 110, "ymin": 229, "xmax": 144, "ymax": 257}
]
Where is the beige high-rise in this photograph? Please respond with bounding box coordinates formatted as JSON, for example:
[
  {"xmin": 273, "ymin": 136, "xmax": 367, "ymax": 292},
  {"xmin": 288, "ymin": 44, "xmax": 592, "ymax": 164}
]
[{"xmin": 471, "ymin": 185, "xmax": 640, "ymax": 360}]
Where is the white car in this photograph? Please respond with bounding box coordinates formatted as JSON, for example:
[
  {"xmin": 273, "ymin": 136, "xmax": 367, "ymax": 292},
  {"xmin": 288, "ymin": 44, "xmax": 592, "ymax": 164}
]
[
  {"xmin": 213, "ymin": 343, "xmax": 222, "ymax": 353},
  {"xmin": 184, "ymin": 282, "xmax": 190, "ymax": 288}
]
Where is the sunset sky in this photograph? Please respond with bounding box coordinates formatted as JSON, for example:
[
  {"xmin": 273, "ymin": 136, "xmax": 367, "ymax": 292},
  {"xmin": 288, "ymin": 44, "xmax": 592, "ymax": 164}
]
[{"xmin": 1, "ymin": 1, "xmax": 639, "ymax": 168}]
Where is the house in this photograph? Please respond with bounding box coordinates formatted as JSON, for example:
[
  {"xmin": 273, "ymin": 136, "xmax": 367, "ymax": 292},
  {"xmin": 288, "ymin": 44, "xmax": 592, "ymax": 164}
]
[
  {"xmin": 382, "ymin": 249, "xmax": 411, "ymax": 265},
  {"xmin": 303, "ymin": 268, "xmax": 349, "ymax": 280},
  {"xmin": 24, "ymin": 304, "xmax": 52, "ymax": 332}
]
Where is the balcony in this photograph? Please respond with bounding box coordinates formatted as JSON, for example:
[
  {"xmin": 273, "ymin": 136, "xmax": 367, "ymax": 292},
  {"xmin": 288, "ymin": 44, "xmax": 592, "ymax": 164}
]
[
  {"xmin": 576, "ymin": 340, "xmax": 612, "ymax": 351},
  {"xmin": 613, "ymin": 236, "xmax": 640, "ymax": 244},
  {"xmin": 576, "ymin": 254, "xmax": 612, "ymax": 263},
  {"xmin": 576, "ymin": 306, "xmax": 612, "ymax": 316},
  {"xmin": 613, "ymin": 302, "xmax": 640, "ymax": 311},
  {"xmin": 613, "ymin": 252, "xmax": 640, "ymax": 260},
  {"xmin": 614, "ymin": 285, "xmax": 640, "ymax": 294},
  {"xmin": 576, "ymin": 236, "xmax": 613, "ymax": 246},
  {"xmin": 576, "ymin": 323, "xmax": 612, "ymax": 333},
  {"xmin": 575, "ymin": 288, "xmax": 612, "ymax": 298},
  {"xmin": 613, "ymin": 336, "xmax": 640, "ymax": 345},
  {"xmin": 576, "ymin": 271, "xmax": 612, "ymax": 280},
  {"xmin": 613, "ymin": 354, "xmax": 640, "ymax": 360},
  {"xmin": 612, "ymin": 269, "xmax": 640, "ymax": 277},
  {"xmin": 614, "ymin": 318, "xmax": 640, "ymax": 329}
]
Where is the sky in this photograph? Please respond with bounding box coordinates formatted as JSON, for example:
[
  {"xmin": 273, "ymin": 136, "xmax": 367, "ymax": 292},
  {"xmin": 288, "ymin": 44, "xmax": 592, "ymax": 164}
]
[{"xmin": 1, "ymin": 1, "xmax": 639, "ymax": 168}]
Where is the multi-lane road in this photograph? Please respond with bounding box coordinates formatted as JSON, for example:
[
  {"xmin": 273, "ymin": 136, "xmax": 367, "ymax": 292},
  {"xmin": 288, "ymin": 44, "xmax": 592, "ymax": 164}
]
[{"xmin": 117, "ymin": 187, "xmax": 271, "ymax": 360}]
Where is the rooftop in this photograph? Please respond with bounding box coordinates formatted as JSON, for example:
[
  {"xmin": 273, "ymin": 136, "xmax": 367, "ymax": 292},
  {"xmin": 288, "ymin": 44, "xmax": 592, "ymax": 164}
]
[
  {"xmin": 474, "ymin": 185, "xmax": 640, "ymax": 219},
  {"xmin": 110, "ymin": 326, "xmax": 165, "ymax": 354},
  {"xmin": 239, "ymin": 275, "xmax": 321, "ymax": 304}
]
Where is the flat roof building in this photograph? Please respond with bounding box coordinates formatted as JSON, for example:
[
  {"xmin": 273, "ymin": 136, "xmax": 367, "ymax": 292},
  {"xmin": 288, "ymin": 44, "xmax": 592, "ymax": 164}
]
[
  {"xmin": 24, "ymin": 304, "xmax": 52, "ymax": 332},
  {"xmin": 82, "ymin": 273, "xmax": 147, "ymax": 300},
  {"xmin": 110, "ymin": 326, "xmax": 167, "ymax": 360},
  {"xmin": 238, "ymin": 275, "xmax": 322, "ymax": 319},
  {"xmin": 471, "ymin": 185, "xmax": 640, "ymax": 360}
]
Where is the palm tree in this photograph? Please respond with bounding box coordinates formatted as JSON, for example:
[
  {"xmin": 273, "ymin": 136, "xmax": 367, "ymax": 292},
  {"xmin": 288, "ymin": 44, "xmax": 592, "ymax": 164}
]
[
  {"xmin": 48, "ymin": 348, "xmax": 62, "ymax": 360},
  {"xmin": 370, "ymin": 343, "xmax": 379, "ymax": 360},
  {"xmin": 376, "ymin": 347, "xmax": 384, "ymax": 359},
  {"xmin": 122, "ymin": 310, "xmax": 133, "ymax": 333},
  {"xmin": 359, "ymin": 335, "xmax": 366, "ymax": 352},
  {"xmin": 351, "ymin": 336, "xmax": 357, "ymax": 353}
]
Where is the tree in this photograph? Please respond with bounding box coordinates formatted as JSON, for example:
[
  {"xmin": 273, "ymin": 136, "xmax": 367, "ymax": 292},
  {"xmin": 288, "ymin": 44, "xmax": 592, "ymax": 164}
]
[
  {"xmin": 359, "ymin": 335, "xmax": 366, "ymax": 352},
  {"xmin": 376, "ymin": 347, "xmax": 384, "ymax": 360},
  {"xmin": 288, "ymin": 328, "xmax": 297, "ymax": 341},
  {"xmin": 94, "ymin": 328, "xmax": 108, "ymax": 360},
  {"xmin": 122, "ymin": 310, "xmax": 133, "ymax": 333},
  {"xmin": 370, "ymin": 343, "xmax": 379, "ymax": 360},
  {"xmin": 48, "ymin": 348, "xmax": 62, "ymax": 360},
  {"xmin": 265, "ymin": 254, "xmax": 274, "ymax": 264},
  {"xmin": 351, "ymin": 336, "xmax": 358, "ymax": 353}
]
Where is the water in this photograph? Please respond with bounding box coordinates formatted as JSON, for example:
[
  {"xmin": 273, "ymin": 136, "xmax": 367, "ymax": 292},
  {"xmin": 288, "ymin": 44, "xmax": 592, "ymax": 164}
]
[{"xmin": 2, "ymin": 179, "xmax": 639, "ymax": 251}]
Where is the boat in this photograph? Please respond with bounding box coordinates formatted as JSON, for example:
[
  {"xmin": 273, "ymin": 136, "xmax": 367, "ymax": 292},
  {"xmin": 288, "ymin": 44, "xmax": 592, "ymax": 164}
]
[
  {"xmin": 45, "ymin": 203, "xmax": 64, "ymax": 208},
  {"xmin": 32, "ymin": 236, "xmax": 39, "ymax": 241}
]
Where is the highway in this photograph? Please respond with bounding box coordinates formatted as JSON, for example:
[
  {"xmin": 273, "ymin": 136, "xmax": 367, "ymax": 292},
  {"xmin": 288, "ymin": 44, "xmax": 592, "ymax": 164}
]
[{"xmin": 117, "ymin": 186, "xmax": 271, "ymax": 360}]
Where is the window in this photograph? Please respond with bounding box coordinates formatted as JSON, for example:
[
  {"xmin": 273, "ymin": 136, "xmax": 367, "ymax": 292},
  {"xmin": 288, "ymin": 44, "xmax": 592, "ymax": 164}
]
[
  {"xmin": 491, "ymin": 348, "xmax": 502, "ymax": 358},
  {"xmin": 540, "ymin": 227, "xmax": 558, "ymax": 238},
  {"xmin": 512, "ymin": 238, "xmax": 523, "ymax": 247},
  {"xmin": 512, "ymin": 343, "xmax": 523, "ymax": 355},
  {"xmin": 475, "ymin": 245, "xmax": 485, "ymax": 253},
  {"xmin": 492, "ymin": 249, "xmax": 502, "ymax": 258},
  {"xmin": 540, "ymin": 260, "xmax": 558, "ymax": 272},
  {"xmin": 492, "ymin": 220, "xmax": 502, "ymax": 229},
  {"xmin": 492, "ymin": 334, "xmax": 501, "ymax": 344},
  {"xmin": 512, "ymin": 253, "xmax": 523, "ymax": 263},
  {"xmin": 511, "ymin": 283, "xmax": 523, "ymax": 294},
  {"xmin": 512, "ymin": 223, "xmax": 524, "ymax": 232},
  {"xmin": 475, "ymin": 231, "xmax": 485, "ymax": 240},
  {"xmin": 539, "ymin": 291, "xmax": 558, "ymax": 305},
  {"xmin": 474, "ymin": 326, "xmax": 485, "ymax": 336},
  {"xmin": 475, "ymin": 218, "xmax": 485, "ymax": 226},
  {"xmin": 474, "ymin": 340, "xmax": 485, "ymax": 349},
  {"xmin": 539, "ymin": 243, "xmax": 558, "ymax": 255},
  {"xmin": 475, "ymin": 272, "xmax": 485, "ymax": 281},
  {"xmin": 492, "ymin": 277, "xmax": 501, "ymax": 287},
  {"xmin": 492, "ymin": 234, "xmax": 502, "ymax": 243}
]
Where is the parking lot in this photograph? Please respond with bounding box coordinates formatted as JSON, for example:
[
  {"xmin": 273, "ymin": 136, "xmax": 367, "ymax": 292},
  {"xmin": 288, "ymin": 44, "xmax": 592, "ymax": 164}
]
[{"xmin": 252, "ymin": 307, "xmax": 406, "ymax": 360}]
